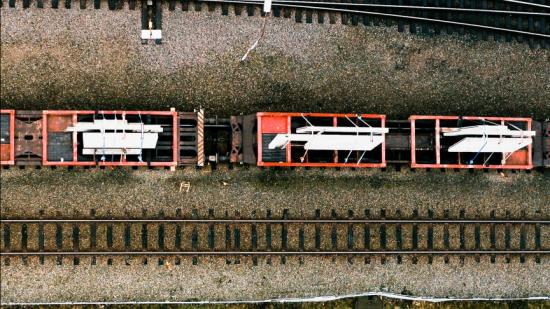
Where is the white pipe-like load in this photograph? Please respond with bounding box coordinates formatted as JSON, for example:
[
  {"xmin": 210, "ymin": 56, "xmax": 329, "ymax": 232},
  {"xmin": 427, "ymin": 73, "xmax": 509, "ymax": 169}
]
[{"xmin": 442, "ymin": 125, "xmax": 535, "ymax": 137}]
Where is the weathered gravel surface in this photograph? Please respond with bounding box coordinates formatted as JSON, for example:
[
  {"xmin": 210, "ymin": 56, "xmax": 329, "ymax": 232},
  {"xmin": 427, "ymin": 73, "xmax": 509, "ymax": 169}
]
[
  {"xmin": 1, "ymin": 168, "xmax": 549, "ymax": 302},
  {"xmin": 1, "ymin": 256, "xmax": 549, "ymax": 303},
  {"xmin": 1, "ymin": 3, "xmax": 550, "ymax": 117},
  {"xmin": 1, "ymin": 168, "xmax": 548, "ymax": 219}
]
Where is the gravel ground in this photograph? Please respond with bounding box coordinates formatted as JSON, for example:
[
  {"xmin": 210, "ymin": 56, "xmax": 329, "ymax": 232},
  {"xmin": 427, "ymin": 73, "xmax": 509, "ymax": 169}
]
[
  {"xmin": 1, "ymin": 168, "xmax": 548, "ymax": 219},
  {"xmin": 1, "ymin": 256, "xmax": 549, "ymax": 303},
  {"xmin": 1, "ymin": 168, "xmax": 549, "ymax": 302},
  {"xmin": 1, "ymin": 3, "xmax": 550, "ymax": 117}
]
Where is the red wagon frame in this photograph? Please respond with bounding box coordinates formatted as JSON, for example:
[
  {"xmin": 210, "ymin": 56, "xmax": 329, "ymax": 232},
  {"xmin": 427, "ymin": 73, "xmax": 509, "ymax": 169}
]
[
  {"xmin": 257, "ymin": 112, "xmax": 387, "ymax": 168},
  {"xmin": 42, "ymin": 110, "xmax": 178, "ymax": 167},
  {"xmin": 0, "ymin": 109, "xmax": 16, "ymax": 165},
  {"xmin": 409, "ymin": 115, "xmax": 533, "ymax": 170}
]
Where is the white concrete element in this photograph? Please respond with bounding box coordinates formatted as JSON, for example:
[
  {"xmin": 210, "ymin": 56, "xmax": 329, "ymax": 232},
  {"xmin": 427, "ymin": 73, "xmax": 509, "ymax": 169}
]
[
  {"xmin": 66, "ymin": 119, "xmax": 163, "ymax": 133},
  {"xmin": 263, "ymin": 0, "xmax": 272, "ymax": 12},
  {"xmin": 269, "ymin": 134, "xmax": 384, "ymax": 151},
  {"xmin": 82, "ymin": 148, "xmax": 142, "ymax": 155},
  {"xmin": 442, "ymin": 125, "xmax": 535, "ymax": 137},
  {"xmin": 83, "ymin": 133, "xmax": 159, "ymax": 149},
  {"xmin": 67, "ymin": 118, "xmax": 162, "ymax": 157},
  {"xmin": 141, "ymin": 29, "xmax": 162, "ymax": 40},
  {"xmin": 296, "ymin": 126, "xmax": 389, "ymax": 134},
  {"xmin": 305, "ymin": 135, "xmax": 384, "ymax": 151},
  {"xmin": 442, "ymin": 124, "xmax": 535, "ymax": 155},
  {"xmin": 448, "ymin": 137, "xmax": 532, "ymax": 153},
  {"xmin": 269, "ymin": 134, "xmax": 313, "ymax": 148}
]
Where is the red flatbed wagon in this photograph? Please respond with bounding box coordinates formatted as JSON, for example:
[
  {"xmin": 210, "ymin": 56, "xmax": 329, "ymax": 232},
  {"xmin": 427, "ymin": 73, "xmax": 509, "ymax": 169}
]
[
  {"xmin": 0, "ymin": 109, "xmax": 207, "ymax": 168},
  {"xmin": 0, "ymin": 109, "xmax": 16, "ymax": 165},
  {"xmin": 41, "ymin": 110, "xmax": 179, "ymax": 167},
  {"xmin": 256, "ymin": 112, "xmax": 387, "ymax": 168},
  {"xmin": 2, "ymin": 109, "xmax": 547, "ymax": 170},
  {"xmin": 409, "ymin": 115, "xmax": 534, "ymax": 169}
]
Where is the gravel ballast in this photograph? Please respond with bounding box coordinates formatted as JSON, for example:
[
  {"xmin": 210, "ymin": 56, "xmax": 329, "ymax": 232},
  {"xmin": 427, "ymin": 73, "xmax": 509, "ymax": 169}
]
[
  {"xmin": 1, "ymin": 168, "xmax": 549, "ymax": 303},
  {"xmin": 1, "ymin": 256, "xmax": 549, "ymax": 304},
  {"xmin": 1, "ymin": 169, "xmax": 548, "ymax": 219},
  {"xmin": 1, "ymin": 3, "xmax": 550, "ymax": 117}
]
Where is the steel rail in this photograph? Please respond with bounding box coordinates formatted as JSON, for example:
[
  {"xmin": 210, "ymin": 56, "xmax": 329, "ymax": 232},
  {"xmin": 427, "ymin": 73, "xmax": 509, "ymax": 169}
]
[
  {"xmin": 2, "ymin": 219, "xmax": 549, "ymax": 224},
  {"xmin": 201, "ymin": 0, "xmax": 550, "ymax": 38},
  {"xmin": 1, "ymin": 250, "xmax": 549, "ymax": 256},
  {"xmin": 230, "ymin": 0, "xmax": 550, "ymax": 16},
  {"xmin": 501, "ymin": 0, "xmax": 550, "ymax": 10}
]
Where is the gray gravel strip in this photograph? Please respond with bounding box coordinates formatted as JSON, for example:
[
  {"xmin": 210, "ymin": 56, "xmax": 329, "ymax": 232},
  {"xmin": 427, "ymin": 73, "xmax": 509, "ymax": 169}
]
[
  {"xmin": 1, "ymin": 3, "xmax": 549, "ymax": 117},
  {"xmin": 1, "ymin": 168, "xmax": 548, "ymax": 219},
  {"xmin": 1, "ymin": 256, "xmax": 549, "ymax": 303}
]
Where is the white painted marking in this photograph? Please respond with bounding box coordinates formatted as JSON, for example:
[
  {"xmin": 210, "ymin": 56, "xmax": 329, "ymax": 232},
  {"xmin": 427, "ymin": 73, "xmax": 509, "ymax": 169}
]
[
  {"xmin": 141, "ymin": 29, "xmax": 162, "ymax": 40},
  {"xmin": 263, "ymin": 0, "xmax": 272, "ymax": 12}
]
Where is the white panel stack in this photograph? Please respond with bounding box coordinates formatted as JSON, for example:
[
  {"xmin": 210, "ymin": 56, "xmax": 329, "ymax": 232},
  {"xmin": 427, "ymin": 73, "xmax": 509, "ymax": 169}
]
[
  {"xmin": 442, "ymin": 125, "xmax": 535, "ymax": 137},
  {"xmin": 83, "ymin": 133, "xmax": 159, "ymax": 149},
  {"xmin": 448, "ymin": 137, "xmax": 532, "ymax": 153},
  {"xmin": 66, "ymin": 119, "xmax": 163, "ymax": 133},
  {"xmin": 442, "ymin": 124, "xmax": 535, "ymax": 153},
  {"xmin": 66, "ymin": 118, "xmax": 163, "ymax": 157},
  {"xmin": 269, "ymin": 125, "xmax": 386, "ymax": 151},
  {"xmin": 296, "ymin": 126, "xmax": 389, "ymax": 134},
  {"xmin": 304, "ymin": 135, "xmax": 384, "ymax": 151}
]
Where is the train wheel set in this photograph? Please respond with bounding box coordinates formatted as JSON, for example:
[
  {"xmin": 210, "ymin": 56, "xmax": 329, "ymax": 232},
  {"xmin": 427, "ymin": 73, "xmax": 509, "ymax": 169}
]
[{"xmin": 1, "ymin": 109, "xmax": 548, "ymax": 169}]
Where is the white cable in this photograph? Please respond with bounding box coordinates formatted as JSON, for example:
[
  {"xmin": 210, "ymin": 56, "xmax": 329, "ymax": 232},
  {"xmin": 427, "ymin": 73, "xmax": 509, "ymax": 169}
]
[{"xmin": 241, "ymin": 12, "xmax": 270, "ymax": 62}]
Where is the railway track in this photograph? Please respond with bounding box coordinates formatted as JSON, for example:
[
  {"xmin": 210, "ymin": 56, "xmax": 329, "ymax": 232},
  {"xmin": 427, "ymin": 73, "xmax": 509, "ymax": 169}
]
[
  {"xmin": 1, "ymin": 0, "xmax": 548, "ymax": 47},
  {"xmin": 2, "ymin": 209, "xmax": 549, "ymax": 265}
]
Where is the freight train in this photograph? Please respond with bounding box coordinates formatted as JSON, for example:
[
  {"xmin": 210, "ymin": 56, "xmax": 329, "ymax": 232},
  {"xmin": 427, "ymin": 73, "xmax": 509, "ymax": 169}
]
[{"xmin": 1, "ymin": 109, "xmax": 548, "ymax": 169}]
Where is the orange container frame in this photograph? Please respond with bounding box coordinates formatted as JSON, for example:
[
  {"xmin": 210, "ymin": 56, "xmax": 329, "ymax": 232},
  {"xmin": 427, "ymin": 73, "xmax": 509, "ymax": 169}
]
[
  {"xmin": 257, "ymin": 112, "xmax": 387, "ymax": 168},
  {"xmin": 409, "ymin": 115, "xmax": 533, "ymax": 170},
  {"xmin": 42, "ymin": 110, "xmax": 178, "ymax": 167},
  {"xmin": 0, "ymin": 109, "xmax": 16, "ymax": 165}
]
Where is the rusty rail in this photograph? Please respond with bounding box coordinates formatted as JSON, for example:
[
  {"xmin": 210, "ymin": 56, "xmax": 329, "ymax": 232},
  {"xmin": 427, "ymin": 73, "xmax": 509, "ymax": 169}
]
[
  {"xmin": 2, "ymin": 250, "xmax": 549, "ymax": 256},
  {"xmin": 2, "ymin": 219, "xmax": 549, "ymax": 224}
]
